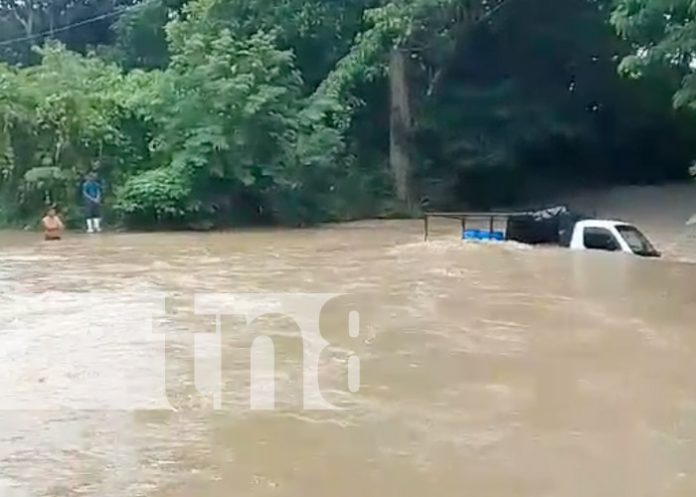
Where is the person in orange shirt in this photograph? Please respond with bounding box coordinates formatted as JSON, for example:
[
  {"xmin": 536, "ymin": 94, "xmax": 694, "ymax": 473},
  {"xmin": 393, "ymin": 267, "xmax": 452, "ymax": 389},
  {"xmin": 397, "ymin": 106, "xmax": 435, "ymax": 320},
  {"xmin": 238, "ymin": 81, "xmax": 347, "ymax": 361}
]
[{"xmin": 41, "ymin": 206, "xmax": 65, "ymax": 241}]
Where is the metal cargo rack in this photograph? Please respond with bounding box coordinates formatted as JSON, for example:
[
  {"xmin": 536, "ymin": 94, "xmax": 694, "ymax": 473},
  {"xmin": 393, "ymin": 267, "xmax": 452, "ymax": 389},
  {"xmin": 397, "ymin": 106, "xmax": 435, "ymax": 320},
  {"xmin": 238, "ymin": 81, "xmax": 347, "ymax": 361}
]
[{"xmin": 423, "ymin": 211, "xmax": 531, "ymax": 242}]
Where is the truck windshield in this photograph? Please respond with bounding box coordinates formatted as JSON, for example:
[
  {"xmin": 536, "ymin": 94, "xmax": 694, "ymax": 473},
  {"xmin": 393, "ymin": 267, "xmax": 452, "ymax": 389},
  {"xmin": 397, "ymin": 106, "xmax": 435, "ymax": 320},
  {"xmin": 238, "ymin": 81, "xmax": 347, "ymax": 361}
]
[{"xmin": 616, "ymin": 225, "xmax": 659, "ymax": 257}]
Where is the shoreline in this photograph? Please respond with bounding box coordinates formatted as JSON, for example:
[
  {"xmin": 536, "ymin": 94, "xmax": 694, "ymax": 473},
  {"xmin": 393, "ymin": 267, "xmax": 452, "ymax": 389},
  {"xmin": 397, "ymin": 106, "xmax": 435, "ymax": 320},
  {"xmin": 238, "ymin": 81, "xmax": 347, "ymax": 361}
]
[{"xmin": 3, "ymin": 182, "xmax": 696, "ymax": 235}]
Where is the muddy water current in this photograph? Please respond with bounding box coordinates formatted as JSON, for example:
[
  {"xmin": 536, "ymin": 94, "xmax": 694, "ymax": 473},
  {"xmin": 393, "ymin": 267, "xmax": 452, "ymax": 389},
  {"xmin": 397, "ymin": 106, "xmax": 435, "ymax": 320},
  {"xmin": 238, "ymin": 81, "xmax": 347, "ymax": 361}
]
[{"xmin": 1, "ymin": 210, "xmax": 696, "ymax": 496}]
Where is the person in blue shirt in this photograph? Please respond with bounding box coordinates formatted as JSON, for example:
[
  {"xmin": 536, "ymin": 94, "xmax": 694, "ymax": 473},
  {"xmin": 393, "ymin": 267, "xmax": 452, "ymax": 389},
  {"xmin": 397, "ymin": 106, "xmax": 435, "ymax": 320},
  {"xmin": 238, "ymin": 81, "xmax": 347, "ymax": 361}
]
[{"xmin": 82, "ymin": 172, "xmax": 103, "ymax": 233}]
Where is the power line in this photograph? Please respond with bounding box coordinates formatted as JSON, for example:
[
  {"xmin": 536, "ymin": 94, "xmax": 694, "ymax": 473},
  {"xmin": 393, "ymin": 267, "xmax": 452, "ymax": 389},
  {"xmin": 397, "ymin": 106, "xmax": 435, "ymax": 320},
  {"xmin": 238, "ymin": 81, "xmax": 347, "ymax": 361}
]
[
  {"xmin": 0, "ymin": 5, "xmax": 133, "ymax": 47},
  {"xmin": 0, "ymin": 0, "xmax": 515, "ymax": 49}
]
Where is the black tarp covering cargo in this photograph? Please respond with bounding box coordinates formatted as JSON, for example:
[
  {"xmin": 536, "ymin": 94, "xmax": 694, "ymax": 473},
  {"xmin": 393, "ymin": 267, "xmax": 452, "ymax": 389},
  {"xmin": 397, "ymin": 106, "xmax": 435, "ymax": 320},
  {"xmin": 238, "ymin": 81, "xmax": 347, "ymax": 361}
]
[{"xmin": 505, "ymin": 206, "xmax": 587, "ymax": 247}]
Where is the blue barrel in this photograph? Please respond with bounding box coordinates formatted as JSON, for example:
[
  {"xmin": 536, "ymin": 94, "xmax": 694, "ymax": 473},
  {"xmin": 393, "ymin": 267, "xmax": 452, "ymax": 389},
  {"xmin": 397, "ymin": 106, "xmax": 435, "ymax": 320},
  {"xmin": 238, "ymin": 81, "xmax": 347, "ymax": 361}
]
[
  {"xmin": 463, "ymin": 229, "xmax": 480, "ymax": 240},
  {"xmin": 463, "ymin": 229, "xmax": 506, "ymax": 242},
  {"xmin": 463, "ymin": 229, "xmax": 505, "ymax": 242}
]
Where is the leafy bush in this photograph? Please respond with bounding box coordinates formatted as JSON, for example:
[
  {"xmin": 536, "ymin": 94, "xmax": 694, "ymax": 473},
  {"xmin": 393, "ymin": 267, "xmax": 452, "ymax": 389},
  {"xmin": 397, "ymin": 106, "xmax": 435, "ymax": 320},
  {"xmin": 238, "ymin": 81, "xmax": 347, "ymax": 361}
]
[{"xmin": 115, "ymin": 166, "xmax": 192, "ymax": 222}]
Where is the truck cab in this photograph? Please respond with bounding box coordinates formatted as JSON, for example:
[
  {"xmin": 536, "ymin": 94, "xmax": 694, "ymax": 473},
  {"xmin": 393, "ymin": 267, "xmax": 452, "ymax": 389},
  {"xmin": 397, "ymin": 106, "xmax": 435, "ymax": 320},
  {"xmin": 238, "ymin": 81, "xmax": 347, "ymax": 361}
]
[{"xmin": 569, "ymin": 220, "xmax": 661, "ymax": 257}]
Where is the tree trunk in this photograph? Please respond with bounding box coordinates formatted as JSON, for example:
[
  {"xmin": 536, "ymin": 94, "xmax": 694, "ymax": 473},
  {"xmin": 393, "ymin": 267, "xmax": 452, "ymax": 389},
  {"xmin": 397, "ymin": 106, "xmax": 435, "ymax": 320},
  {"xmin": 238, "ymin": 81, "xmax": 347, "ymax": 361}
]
[
  {"xmin": 11, "ymin": 5, "xmax": 34, "ymax": 38},
  {"xmin": 48, "ymin": 6, "xmax": 55, "ymax": 37},
  {"xmin": 389, "ymin": 48, "xmax": 413, "ymax": 206}
]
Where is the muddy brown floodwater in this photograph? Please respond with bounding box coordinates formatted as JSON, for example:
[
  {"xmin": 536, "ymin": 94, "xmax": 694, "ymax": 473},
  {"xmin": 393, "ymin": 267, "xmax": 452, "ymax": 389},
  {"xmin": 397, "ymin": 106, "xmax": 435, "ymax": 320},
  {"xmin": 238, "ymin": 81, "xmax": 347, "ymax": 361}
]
[{"xmin": 1, "ymin": 205, "xmax": 696, "ymax": 496}]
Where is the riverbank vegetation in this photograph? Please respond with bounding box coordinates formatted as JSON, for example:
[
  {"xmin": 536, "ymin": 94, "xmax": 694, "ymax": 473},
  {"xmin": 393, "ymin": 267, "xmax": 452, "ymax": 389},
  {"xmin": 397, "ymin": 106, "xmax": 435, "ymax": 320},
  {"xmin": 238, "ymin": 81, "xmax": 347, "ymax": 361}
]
[{"xmin": 1, "ymin": 0, "xmax": 695, "ymax": 228}]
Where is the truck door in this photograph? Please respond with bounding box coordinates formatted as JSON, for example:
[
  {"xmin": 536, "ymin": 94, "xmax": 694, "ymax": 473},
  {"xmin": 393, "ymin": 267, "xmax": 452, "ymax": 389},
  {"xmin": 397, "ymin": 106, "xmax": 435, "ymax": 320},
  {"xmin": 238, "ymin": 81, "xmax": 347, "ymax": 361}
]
[{"xmin": 582, "ymin": 227, "xmax": 621, "ymax": 252}]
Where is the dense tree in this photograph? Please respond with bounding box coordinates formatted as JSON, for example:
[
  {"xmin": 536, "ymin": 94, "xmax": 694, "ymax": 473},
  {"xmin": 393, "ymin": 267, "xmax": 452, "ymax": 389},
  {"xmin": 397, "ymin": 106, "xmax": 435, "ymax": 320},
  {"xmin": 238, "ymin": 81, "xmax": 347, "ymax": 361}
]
[
  {"xmin": 321, "ymin": 0, "xmax": 696, "ymax": 208},
  {"xmin": 310, "ymin": 0, "xmax": 507, "ymax": 205},
  {"xmin": 0, "ymin": 45, "xmax": 138, "ymax": 223},
  {"xmin": 612, "ymin": 0, "xmax": 696, "ymax": 108},
  {"xmin": 117, "ymin": 28, "xmax": 348, "ymax": 225},
  {"xmin": 419, "ymin": 0, "xmax": 696, "ymax": 207},
  {"xmin": 0, "ymin": 0, "xmax": 694, "ymax": 228}
]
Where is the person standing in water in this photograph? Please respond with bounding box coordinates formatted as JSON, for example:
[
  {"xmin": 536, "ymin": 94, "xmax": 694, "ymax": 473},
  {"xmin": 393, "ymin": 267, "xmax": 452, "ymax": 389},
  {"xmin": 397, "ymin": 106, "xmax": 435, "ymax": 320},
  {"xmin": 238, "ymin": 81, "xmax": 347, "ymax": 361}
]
[
  {"xmin": 82, "ymin": 172, "xmax": 103, "ymax": 233},
  {"xmin": 41, "ymin": 206, "xmax": 65, "ymax": 241}
]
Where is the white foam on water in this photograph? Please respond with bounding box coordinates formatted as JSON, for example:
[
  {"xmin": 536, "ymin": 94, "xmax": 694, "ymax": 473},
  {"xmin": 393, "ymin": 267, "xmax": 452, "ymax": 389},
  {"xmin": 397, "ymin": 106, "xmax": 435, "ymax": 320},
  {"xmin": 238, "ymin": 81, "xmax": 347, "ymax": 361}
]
[{"xmin": 0, "ymin": 477, "xmax": 30, "ymax": 497}]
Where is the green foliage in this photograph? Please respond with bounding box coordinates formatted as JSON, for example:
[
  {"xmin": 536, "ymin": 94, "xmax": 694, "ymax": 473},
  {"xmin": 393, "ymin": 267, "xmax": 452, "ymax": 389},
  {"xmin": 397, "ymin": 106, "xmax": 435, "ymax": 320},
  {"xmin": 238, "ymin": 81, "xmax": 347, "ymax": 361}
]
[
  {"xmin": 0, "ymin": 45, "xmax": 144, "ymax": 223},
  {"xmin": 313, "ymin": 0, "xmax": 499, "ymax": 127},
  {"xmin": 612, "ymin": 0, "xmax": 696, "ymax": 108},
  {"xmin": 0, "ymin": 0, "xmax": 694, "ymax": 229},
  {"xmin": 417, "ymin": 0, "xmax": 696, "ymax": 207},
  {"xmin": 116, "ymin": 16, "xmax": 353, "ymax": 225},
  {"xmin": 115, "ymin": 165, "xmax": 191, "ymax": 219}
]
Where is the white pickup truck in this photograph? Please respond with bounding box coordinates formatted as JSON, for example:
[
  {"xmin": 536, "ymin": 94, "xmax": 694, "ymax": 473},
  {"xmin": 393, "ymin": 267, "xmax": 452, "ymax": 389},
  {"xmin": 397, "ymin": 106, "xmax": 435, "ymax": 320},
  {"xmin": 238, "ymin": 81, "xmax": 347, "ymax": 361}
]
[
  {"xmin": 567, "ymin": 219, "xmax": 660, "ymax": 257},
  {"xmin": 423, "ymin": 206, "xmax": 661, "ymax": 258}
]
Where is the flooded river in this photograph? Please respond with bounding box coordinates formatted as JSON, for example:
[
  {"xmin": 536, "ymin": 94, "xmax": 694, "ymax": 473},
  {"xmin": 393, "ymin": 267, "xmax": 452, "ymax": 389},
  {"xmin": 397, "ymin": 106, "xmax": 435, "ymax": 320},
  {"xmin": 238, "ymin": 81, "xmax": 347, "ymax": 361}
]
[{"xmin": 1, "ymin": 202, "xmax": 696, "ymax": 496}]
